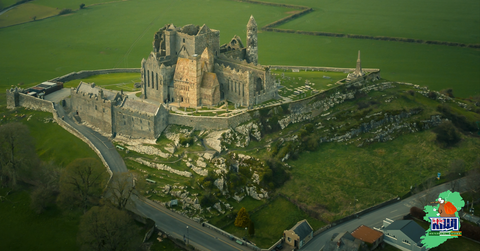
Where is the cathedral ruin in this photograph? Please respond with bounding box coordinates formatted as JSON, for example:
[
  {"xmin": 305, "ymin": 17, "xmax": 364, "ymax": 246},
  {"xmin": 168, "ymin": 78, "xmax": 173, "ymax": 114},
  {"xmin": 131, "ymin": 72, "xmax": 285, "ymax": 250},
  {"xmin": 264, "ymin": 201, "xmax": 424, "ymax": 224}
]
[{"xmin": 141, "ymin": 16, "xmax": 277, "ymax": 107}]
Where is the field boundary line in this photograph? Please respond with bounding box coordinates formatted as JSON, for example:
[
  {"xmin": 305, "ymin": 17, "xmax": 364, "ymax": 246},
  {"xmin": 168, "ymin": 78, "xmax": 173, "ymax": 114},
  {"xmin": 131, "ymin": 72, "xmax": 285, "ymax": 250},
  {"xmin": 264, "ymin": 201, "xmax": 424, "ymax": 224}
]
[{"xmin": 231, "ymin": 0, "xmax": 480, "ymax": 49}]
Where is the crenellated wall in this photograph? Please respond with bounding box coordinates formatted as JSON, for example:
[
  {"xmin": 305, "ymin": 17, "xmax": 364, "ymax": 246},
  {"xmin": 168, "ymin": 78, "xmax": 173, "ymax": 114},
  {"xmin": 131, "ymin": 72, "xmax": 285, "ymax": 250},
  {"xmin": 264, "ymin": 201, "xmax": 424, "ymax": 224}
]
[
  {"xmin": 71, "ymin": 88, "xmax": 114, "ymax": 135},
  {"xmin": 6, "ymin": 88, "xmax": 55, "ymax": 112}
]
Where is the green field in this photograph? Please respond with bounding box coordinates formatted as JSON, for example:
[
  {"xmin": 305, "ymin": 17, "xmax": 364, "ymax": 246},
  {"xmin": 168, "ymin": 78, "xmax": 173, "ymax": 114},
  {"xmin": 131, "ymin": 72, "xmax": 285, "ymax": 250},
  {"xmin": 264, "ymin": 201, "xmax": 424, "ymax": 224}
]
[
  {"xmin": 269, "ymin": 0, "xmax": 480, "ymax": 44},
  {"xmin": 0, "ymin": 3, "xmax": 59, "ymax": 27},
  {"xmin": 0, "ymin": 0, "xmax": 17, "ymax": 10},
  {"xmin": 0, "ymin": 0, "xmax": 478, "ymax": 100},
  {"xmin": 63, "ymin": 72, "xmax": 141, "ymax": 91},
  {"xmin": 223, "ymin": 196, "xmax": 325, "ymax": 248},
  {"xmin": 0, "ymin": 188, "xmax": 81, "ymax": 251},
  {"xmin": 260, "ymin": 32, "xmax": 480, "ymax": 98}
]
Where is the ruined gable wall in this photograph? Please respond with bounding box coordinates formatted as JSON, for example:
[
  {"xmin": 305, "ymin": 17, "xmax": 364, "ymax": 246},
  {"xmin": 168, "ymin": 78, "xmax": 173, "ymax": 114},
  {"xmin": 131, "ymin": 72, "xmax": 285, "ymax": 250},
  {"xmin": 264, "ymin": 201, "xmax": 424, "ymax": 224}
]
[
  {"xmin": 142, "ymin": 54, "xmax": 175, "ymax": 103},
  {"xmin": 71, "ymin": 90, "xmax": 113, "ymax": 135},
  {"xmin": 176, "ymin": 32, "xmax": 196, "ymax": 56},
  {"xmin": 6, "ymin": 89, "xmax": 18, "ymax": 109},
  {"xmin": 114, "ymin": 106, "xmax": 155, "ymax": 139},
  {"xmin": 252, "ymin": 70, "xmax": 277, "ymax": 105},
  {"xmin": 222, "ymin": 48, "xmax": 246, "ymax": 60}
]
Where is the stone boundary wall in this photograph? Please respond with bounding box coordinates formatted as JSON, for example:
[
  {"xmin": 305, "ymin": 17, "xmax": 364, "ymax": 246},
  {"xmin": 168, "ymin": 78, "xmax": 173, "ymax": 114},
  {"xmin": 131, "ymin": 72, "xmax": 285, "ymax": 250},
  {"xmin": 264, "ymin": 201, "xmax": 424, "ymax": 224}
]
[
  {"xmin": 268, "ymin": 65, "xmax": 380, "ymax": 73},
  {"xmin": 203, "ymin": 223, "xmax": 261, "ymax": 251},
  {"xmin": 313, "ymin": 196, "xmax": 400, "ymax": 237},
  {"xmin": 50, "ymin": 68, "xmax": 140, "ymax": 83},
  {"xmin": 17, "ymin": 92, "xmax": 56, "ymax": 112},
  {"xmin": 168, "ymin": 112, "xmax": 252, "ymax": 130},
  {"xmin": 52, "ymin": 107, "xmax": 113, "ymax": 179}
]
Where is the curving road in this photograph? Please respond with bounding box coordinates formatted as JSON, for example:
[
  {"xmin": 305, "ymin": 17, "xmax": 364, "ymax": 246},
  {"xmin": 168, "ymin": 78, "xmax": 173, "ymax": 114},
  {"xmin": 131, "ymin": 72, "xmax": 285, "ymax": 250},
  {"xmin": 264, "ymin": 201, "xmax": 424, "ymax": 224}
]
[
  {"xmin": 302, "ymin": 178, "xmax": 470, "ymax": 251},
  {"xmin": 56, "ymin": 105, "xmax": 250, "ymax": 251},
  {"xmin": 56, "ymin": 104, "xmax": 472, "ymax": 251}
]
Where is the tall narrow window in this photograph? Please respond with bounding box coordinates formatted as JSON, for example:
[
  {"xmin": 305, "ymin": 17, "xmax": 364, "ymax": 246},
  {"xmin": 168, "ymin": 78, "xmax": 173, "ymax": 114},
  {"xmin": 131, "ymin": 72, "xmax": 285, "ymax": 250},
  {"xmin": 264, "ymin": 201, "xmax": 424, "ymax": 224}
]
[
  {"xmin": 151, "ymin": 72, "xmax": 154, "ymax": 89},
  {"xmin": 156, "ymin": 73, "xmax": 159, "ymax": 90},
  {"xmin": 147, "ymin": 70, "xmax": 150, "ymax": 87}
]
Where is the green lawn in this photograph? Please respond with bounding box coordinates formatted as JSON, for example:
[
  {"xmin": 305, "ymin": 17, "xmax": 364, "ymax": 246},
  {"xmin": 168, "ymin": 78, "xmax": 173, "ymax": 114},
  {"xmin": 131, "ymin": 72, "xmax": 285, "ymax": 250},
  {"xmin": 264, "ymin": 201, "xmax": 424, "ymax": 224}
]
[
  {"xmin": 223, "ymin": 196, "xmax": 325, "ymax": 248},
  {"xmin": 0, "ymin": 188, "xmax": 82, "ymax": 251},
  {"xmin": 63, "ymin": 72, "xmax": 141, "ymax": 91},
  {"xmin": 259, "ymin": 32, "xmax": 480, "ymax": 98},
  {"xmin": 268, "ymin": 0, "xmax": 480, "ymax": 44},
  {"xmin": 273, "ymin": 70, "xmax": 347, "ymax": 97},
  {"xmin": 0, "ymin": 3, "xmax": 59, "ymax": 27},
  {"xmin": 0, "ymin": 106, "xmax": 100, "ymax": 167}
]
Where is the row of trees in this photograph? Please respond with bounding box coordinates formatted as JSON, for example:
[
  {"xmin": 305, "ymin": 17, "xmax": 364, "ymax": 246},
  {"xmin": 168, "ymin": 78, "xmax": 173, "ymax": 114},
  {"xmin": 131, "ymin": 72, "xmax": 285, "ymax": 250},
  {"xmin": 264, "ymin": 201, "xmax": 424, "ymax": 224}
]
[{"xmin": 0, "ymin": 122, "xmax": 144, "ymax": 250}]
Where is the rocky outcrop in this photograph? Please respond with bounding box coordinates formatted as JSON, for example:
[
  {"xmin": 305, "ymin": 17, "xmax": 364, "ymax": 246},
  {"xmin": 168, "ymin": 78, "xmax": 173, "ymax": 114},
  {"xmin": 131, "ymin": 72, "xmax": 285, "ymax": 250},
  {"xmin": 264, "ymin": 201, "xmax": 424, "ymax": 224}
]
[
  {"xmin": 131, "ymin": 158, "xmax": 192, "ymax": 177},
  {"xmin": 127, "ymin": 144, "xmax": 171, "ymax": 158}
]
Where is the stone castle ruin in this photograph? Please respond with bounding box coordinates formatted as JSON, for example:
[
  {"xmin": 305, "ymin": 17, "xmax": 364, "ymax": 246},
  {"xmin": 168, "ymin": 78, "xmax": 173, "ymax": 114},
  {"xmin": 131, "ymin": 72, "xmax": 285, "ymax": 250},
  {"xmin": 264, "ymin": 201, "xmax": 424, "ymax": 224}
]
[
  {"xmin": 7, "ymin": 16, "xmax": 381, "ymax": 141},
  {"xmin": 141, "ymin": 16, "xmax": 277, "ymax": 107}
]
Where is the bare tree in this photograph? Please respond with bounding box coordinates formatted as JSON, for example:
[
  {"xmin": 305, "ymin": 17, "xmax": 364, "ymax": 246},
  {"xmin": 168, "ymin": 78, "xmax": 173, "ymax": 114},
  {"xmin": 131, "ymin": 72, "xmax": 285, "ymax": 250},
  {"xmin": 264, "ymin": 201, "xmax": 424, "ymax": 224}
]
[
  {"xmin": 414, "ymin": 178, "xmax": 437, "ymax": 207},
  {"xmin": 105, "ymin": 172, "xmax": 142, "ymax": 210},
  {"xmin": 57, "ymin": 158, "xmax": 108, "ymax": 213},
  {"xmin": 0, "ymin": 123, "xmax": 39, "ymax": 188},
  {"xmin": 466, "ymin": 159, "xmax": 480, "ymax": 210},
  {"xmin": 77, "ymin": 206, "xmax": 140, "ymax": 251},
  {"xmin": 30, "ymin": 162, "xmax": 61, "ymax": 214}
]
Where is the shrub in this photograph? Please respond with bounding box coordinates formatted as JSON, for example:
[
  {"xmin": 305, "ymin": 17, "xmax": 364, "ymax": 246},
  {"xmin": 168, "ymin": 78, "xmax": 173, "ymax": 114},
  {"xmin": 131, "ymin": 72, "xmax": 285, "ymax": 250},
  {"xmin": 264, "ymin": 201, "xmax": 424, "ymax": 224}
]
[
  {"xmin": 427, "ymin": 91, "xmax": 437, "ymax": 99},
  {"xmin": 179, "ymin": 135, "xmax": 194, "ymax": 146},
  {"xmin": 433, "ymin": 121, "xmax": 461, "ymax": 147},
  {"xmin": 58, "ymin": 9, "xmax": 73, "ymax": 15},
  {"xmin": 407, "ymin": 90, "xmax": 415, "ymax": 96},
  {"xmin": 80, "ymin": 3, "xmax": 85, "ymax": 9},
  {"xmin": 440, "ymin": 88, "xmax": 454, "ymax": 98},
  {"xmin": 410, "ymin": 207, "xmax": 426, "ymax": 219}
]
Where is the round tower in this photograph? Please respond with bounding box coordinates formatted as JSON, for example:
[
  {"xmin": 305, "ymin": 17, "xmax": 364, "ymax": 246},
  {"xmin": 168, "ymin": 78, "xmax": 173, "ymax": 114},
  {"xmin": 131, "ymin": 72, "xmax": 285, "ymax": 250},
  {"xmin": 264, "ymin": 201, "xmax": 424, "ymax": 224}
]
[{"xmin": 246, "ymin": 15, "xmax": 258, "ymax": 65}]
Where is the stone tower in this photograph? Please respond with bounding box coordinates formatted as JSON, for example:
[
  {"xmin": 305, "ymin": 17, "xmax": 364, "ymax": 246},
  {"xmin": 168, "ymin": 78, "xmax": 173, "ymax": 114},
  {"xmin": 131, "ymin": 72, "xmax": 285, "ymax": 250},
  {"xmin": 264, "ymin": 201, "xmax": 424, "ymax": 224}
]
[
  {"xmin": 355, "ymin": 50, "xmax": 362, "ymax": 76},
  {"xmin": 246, "ymin": 15, "xmax": 258, "ymax": 65}
]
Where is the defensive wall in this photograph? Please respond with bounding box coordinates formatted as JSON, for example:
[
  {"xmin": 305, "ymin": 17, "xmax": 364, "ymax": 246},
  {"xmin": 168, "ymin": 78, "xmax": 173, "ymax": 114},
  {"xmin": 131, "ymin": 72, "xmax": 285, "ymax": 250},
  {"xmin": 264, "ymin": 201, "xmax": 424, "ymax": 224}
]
[
  {"xmin": 168, "ymin": 111, "xmax": 252, "ymax": 130},
  {"xmin": 50, "ymin": 68, "xmax": 140, "ymax": 83},
  {"xmin": 268, "ymin": 65, "xmax": 380, "ymax": 73},
  {"xmin": 6, "ymin": 88, "xmax": 55, "ymax": 112},
  {"xmin": 8, "ymin": 67, "xmax": 380, "ymax": 134}
]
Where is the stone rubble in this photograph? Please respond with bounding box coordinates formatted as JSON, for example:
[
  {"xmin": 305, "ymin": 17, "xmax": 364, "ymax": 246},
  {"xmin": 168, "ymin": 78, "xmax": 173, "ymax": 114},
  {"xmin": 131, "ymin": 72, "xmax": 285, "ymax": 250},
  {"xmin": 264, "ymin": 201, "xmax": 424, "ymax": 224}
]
[{"xmin": 127, "ymin": 144, "xmax": 171, "ymax": 158}]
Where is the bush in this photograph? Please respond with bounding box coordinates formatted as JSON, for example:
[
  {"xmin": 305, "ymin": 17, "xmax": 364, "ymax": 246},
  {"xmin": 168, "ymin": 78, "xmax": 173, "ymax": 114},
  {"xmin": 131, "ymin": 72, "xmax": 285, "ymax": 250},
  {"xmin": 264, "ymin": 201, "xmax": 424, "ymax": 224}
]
[
  {"xmin": 410, "ymin": 207, "xmax": 426, "ymax": 219},
  {"xmin": 437, "ymin": 104, "xmax": 476, "ymax": 132},
  {"xmin": 58, "ymin": 9, "xmax": 73, "ymax": 15},
  {"xmin": 440, "ymin": 88, "xmax": 455, "ymax": 98},
  {"xmin": 433, "ymin": 121, "xmax": 461, "ymax": 147},
  {"xmin": 407, "ymin": 90, "xmax": 415, "ymax": 96},
  {"xmin": 200, "ymin": 193, "xmax": 216, "ymax": 207},
  {"xmin": 179, "ymin": 135, "xmax": 194, "ymax": 146},
  {"xmin": 428, "ymin": 91, "xmax": 437, "ymax": 99},
  {"xmin": 80, "ymin": 3, "xmax": 85, "ymax": 9}
]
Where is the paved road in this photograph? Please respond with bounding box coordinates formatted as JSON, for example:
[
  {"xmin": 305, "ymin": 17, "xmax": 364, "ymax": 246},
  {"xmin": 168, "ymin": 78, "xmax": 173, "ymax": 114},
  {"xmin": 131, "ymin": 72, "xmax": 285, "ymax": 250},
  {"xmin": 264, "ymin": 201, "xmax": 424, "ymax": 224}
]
[
  {"xmin": 56, "ymin": 104, "xmax": 472, "ymax": 251},
  {"xmin": 302, "ymin": 178, "xmax": 470, "ymax": 251},
  {"xmin": 56, "ymin": 105, "xmax": 251, "ymax": 251}
]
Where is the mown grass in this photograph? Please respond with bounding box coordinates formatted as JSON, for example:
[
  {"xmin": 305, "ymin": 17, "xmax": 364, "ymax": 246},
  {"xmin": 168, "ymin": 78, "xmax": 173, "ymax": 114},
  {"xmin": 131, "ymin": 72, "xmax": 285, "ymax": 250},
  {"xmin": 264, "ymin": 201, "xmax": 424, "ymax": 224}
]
[
  {"xmin": 0, "ymin": 3, "xmax": 59, "ymax": 27},
  {"xmin": 0, "ymin": 188, "xmax": 82, "ymax": 251},
  {"xmin": 63, "ymin": 72, "xmax": 141, "ymax": 91},
  {"xmin": 268, "ymin": 0, "xmax": 480, "ymax": 44},
  {"xmin": 223, "ymin": 196, "xmax": 325, "ymax": 248},
  {"xmin": 36, "ymin": 0, "xmax": 115, "ymax": 10},
  {"xmin": 0, "ymin": 106, "xmax": 100, "ymax": 167}
]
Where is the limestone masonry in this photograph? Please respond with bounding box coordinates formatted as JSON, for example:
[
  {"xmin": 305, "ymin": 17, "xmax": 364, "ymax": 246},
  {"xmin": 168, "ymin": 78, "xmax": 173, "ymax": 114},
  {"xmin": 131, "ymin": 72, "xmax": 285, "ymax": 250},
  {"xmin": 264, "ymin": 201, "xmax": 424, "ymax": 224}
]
[{"xmin": 141, "ymin": 16, "xmax": 276, "ymax": 107}]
